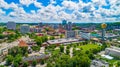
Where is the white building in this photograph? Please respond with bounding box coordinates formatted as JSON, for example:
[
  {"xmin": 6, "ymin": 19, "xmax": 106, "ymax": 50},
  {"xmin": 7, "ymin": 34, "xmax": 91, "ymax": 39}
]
[
  {"xmin": 7, "ymin": 21, "xmax": 16, "ymax": 30},
  {"xmin": 91, "ymin": 59, "xmax": 109, "ymax": 67},
  {"xmin": 105, "ymin": 46, "xmax": 120, "ymax": 57},
  {"xmin": 20, "ymin": 24, "xmax": 30, "ymax": 34},
  {"xmin": 80, "ymin": 32, "xmax": 91, "ymax": 40}
]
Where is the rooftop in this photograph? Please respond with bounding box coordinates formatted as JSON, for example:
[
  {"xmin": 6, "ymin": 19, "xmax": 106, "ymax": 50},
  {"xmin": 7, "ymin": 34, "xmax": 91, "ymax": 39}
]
[
  {"xmin": 19, "ymin": 40, "xmax": 28, "ymax": 47},
  {"xmin": 47, "ymin": 38, "xmax": 79, "ymax": 45}
]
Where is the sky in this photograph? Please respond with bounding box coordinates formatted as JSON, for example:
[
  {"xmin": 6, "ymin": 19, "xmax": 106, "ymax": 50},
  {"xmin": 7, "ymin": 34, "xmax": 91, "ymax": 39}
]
[{"xmin": 0, "ymin": 0, "xmax": 120, "ymax": 23}]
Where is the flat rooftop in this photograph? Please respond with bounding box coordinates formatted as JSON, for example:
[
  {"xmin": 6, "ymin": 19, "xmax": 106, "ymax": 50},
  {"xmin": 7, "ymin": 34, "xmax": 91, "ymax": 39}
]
[
  {"xmin": 106, "ymin": 46, "xmax": 120, "ymax": 52},
  {"xmin": 47, "ymin": 38, "xmax": 79, "ymax": 45}
]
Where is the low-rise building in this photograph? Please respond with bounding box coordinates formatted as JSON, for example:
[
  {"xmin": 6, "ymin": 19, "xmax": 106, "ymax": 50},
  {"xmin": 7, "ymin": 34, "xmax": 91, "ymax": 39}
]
[
  {"xmin": 46, "ymin": 38, "xmax": 81, "ymax": 45},
  {"xmin": 80, "ymin": 32, "xmax": 91, "ymax": 40},
  {"xmin": 91, "ymin": 59, "xmax": 109, "ymax": 67},
  {"xmin": 105, "ymin": 46, "xmax": 120, "ymax": 57},
  {"xmin": 22, "ymin": 54, "xmax": 49, "ymax": 63},
  {"xmin": 65, "ymin": 31, "xmax": 76, "ymax": 38},
  {"xmin": 20, "ymin": 24, "xmax": 30, "ymax": 34}
]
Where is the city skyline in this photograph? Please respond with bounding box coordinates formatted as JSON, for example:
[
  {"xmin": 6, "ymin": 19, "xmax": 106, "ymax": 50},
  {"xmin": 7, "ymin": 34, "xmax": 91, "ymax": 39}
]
[{"xmin": 0, "ymin": 0, "xmax": 120, "ymax": 23}]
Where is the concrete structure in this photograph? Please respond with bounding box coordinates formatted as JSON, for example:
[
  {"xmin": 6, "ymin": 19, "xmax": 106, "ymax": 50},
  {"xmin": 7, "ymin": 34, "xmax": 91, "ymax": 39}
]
[
  {"xmin": 20, "ymin": 24, "xmax": 30, "ymax": 34},
  {"xmin": 65, "ymin": 31, "xmax": 76, "ymax": 38},
  {"xmin": 47, "ymin": 38, "xmax": 81, "ymax": 45},
  {"xmin": 80, "ymin": 32, "xmax": 91, "ymax": 40},
  {"xmin": 6, "ymin": 21, "xmax": 16, "ymax": 30},
  {"xmin": 114, "ymin": 29, "xmax": 120, "ymax": 35},
  {"xmin": 101, "ymin": 23, "xmax": 107, "ymax": 41},
  {"xmin": 23, "ymin": 54, "xmax": 49, "ymax": 62},
  {"xmin": 105, "ymin": 46, "xmax": 120, "ymax": 57},
  {"xmin": 91, "ymin": 59, "xmax": 109, "ymax": 67}
]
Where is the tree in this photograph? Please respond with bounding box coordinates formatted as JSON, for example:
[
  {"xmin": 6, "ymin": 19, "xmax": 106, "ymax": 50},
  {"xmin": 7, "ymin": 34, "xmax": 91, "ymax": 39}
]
[
  {"xmin": 0, "ymin": 65, "xmax": 4, "ymax": 67},
  {"xmin": 66, "ymin": 49, "xmax": 70, "ymax": 55},
  {"xmin": 40, "ymin": 59, "xmax": 45, "ymax": 65},
  {"xmin": 85, "ymin": 50, "xmax": 89, "ymax": 54},
  {"xmin": 46, "ymin": 62, "xmax": 53, "ymax": 67},
  {"xmin": 88, "ymin": 53, "xmax": 95, "ymax": 60},
  {"xmin": 31, "ymin": 46, "xmax": 40, "ymax": 51},
  {"xmin": 6, "ymin": 55, "xmax": 14, "ymax": 65},
  {"xmin": 66, "ymin": 45, "xmax": 70, "ymax": 49},
  {"xmin": 32, "ymin": 60, "xmax": 37, "ymax": 66},
  {"xmin": 13, "ymin": 62, "xmax": 19, "ymax": 67},
  {"xmin": 50, "ymin": 36, "xmax": 55, "ymax": 40},
  {"xmin": 60, "ymin": 45, "xmax": 64, "ymax": 52},
  {"xmin": 23, "ymin": 62, "xmax": 29, "ymax": 67}
]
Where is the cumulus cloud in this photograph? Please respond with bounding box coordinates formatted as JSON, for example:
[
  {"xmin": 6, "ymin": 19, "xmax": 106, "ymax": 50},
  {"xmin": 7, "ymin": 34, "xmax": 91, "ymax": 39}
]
[
  {"xmin": 34, "ymin": 1, "xmax": 43, "ymax": 8},
  {"xmin": 0, "ymin": 9, "xmax": 5, "ymax": 15},
  {"xmin": 19, "ymin": 0, "xmax": 37, "ymax": 6},
  {"xmin": 0, "ymin": 0, "xmax": 9, "ymax": 9}
]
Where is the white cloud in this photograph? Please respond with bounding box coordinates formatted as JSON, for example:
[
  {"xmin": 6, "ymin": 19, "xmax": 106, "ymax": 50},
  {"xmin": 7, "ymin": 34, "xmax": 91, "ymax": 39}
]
[
  {"xmin": 34, "ymin": 1, "xmax": 43, "ymax": 8},
  {"xmin": 19, "ymin": 0, "xmax": 37, "ymax": 6},
  {"xmin": 9, "ymin": 2, "xmax": 18, "ymax": 10},
  {"xmin": 62, "ymin": 1, "xmax": 78, "ymax": 10},
  {"xmin": 50, "ymin": 0, "xmax": 56, "ymax": 4},
  {"xmin": 0, "ymin": 0, "xmax": 120, "ymax": 23},
  {"xmin": 0, "ymin": 0, "xmax": 9, "ymax": 9},
  {"xmin": 92, "ymin": 0, "xmax": 107, "ymax": 6},
  {"xmin": 0, "ymin": 9, "xmax": 5, "ymax": 15}
]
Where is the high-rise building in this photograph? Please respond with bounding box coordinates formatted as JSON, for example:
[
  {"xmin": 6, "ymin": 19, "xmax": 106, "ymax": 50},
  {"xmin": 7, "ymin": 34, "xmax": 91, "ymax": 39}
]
[
  {"xmin": 62, "ymin": 20, "xmax": 67, "ymax": 25},
  {"xmin": 67, "ymin": 22, "xmax": 72, "ymax": 31},
  {"xmin": 62, "ymin": 20, "xmax": 67, "ymax": 30},
  {"xmin": 20, "ymin": 24, "xmax": 30, "ymax": 34},
  {"xmin": 7, "ymin": 21, "xmax": 16, "ymax": 30}
]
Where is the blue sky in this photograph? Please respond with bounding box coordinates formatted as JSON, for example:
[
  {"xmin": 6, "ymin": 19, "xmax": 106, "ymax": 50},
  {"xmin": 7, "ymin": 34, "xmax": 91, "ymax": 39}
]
[{"xmin": 0, "ymin": 0, "xmax": 120, "ymax": 23}]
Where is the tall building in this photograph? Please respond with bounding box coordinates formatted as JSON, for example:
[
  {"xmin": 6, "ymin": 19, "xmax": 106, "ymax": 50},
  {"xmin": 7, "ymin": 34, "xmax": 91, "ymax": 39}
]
[
  {"xmin": 101, "ymin": 23, "xmax": 107, "ymax": 41},
  {"xmin": 7, "ymin": 21, "xmax": 16, "ymax": 30},
  {"xmin": 20, "ymin": 24, "xmax": 30, "ymax": 34},
  {"xmin": 67, "ymin": 22, "xmax": 72, "ymax": 31},
  {"xmin": 62, "ymin": 20, "xmax": 67, "ymax": 30}
]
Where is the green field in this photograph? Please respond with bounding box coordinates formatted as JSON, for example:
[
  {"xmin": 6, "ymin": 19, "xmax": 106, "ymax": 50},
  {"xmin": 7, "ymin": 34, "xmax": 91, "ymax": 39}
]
[{"xmin": 78, "ymin": 44, "xmax": 101, "ymax": 52}]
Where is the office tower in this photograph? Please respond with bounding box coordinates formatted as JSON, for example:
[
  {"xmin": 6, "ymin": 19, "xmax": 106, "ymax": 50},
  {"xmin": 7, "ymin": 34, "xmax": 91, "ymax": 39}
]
[
  {"xmin": 62, "ymin": 20, "xmax": 67, "ymax": 30},
  {"xmin": 67, "ymin": 22, "xmax": 72, "ymax": 31},
  {"xmin": 7, "ymin": 21, "xmax": 16, "ymax": 30},
  {"xmin": 20, "ymin": 24, "xmax": 30, "ymax": 34}
]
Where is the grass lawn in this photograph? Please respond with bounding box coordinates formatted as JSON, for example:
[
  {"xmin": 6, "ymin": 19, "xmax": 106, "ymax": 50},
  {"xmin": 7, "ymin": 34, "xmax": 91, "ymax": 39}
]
[{"xmin": 78, "ymin": 44, "xmax": 101, "ymax": 52}]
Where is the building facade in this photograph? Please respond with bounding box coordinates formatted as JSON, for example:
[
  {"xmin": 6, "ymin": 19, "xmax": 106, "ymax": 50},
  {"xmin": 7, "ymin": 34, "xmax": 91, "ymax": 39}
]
[
  {"xmin": 105, "ymin": 46, "xmax": 120, "ymax": 57},
  {"xmin": 7, "ymin": 21, "xmax": 16, "ymax": 30},
  {"xmin": 65, "ymin": 31, "xmax": 76, "ymax": 38},
  {"xmin": 80, "ymin": 32, "xmax": 91, "ymax": 40},
  {"xmin": 20, "ymin": 24, "xmax": 30, "ymax": 34}
]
